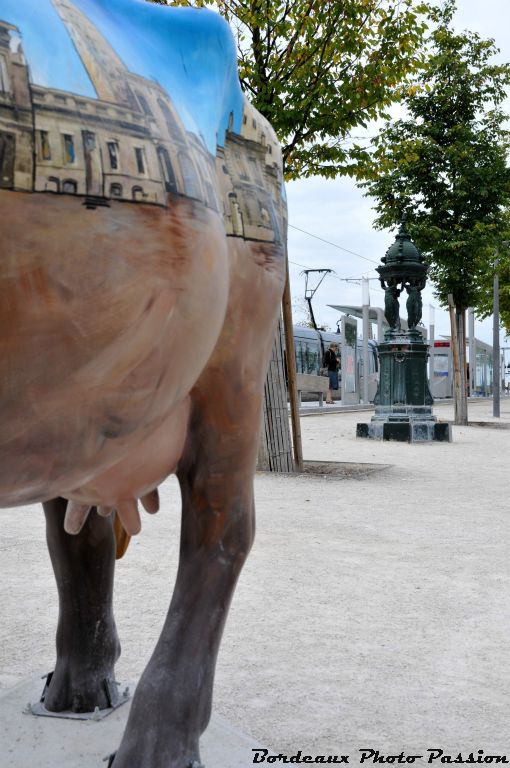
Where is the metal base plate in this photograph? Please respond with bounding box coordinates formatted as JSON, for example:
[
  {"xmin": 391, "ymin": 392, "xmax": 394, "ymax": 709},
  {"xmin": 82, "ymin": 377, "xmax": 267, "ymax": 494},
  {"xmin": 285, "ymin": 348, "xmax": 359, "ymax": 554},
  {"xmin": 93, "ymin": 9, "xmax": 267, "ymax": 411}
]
[
  {"xmin": 2, "ymin": 676, "xmax": 271, "ymax": 767},
  {"xmin": 26, "ymin": 674, "xmax": 130, "ymax": 721}
]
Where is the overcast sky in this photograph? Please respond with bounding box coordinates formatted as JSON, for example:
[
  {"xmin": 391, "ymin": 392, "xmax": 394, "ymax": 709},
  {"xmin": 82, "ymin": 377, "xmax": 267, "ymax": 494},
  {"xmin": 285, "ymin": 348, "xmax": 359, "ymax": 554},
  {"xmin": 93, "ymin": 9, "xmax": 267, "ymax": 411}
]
[{"xmin": 285, "ymin": 0, "xmax": 510, "ymax": 349}]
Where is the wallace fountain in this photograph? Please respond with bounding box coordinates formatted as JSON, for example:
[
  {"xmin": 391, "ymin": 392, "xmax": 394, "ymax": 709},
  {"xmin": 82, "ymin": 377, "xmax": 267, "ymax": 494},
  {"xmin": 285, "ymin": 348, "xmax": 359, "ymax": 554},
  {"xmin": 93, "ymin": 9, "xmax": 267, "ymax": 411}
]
[{"xmin": 357, "ymin": 221, "xmax": 452, "ymax": 443}]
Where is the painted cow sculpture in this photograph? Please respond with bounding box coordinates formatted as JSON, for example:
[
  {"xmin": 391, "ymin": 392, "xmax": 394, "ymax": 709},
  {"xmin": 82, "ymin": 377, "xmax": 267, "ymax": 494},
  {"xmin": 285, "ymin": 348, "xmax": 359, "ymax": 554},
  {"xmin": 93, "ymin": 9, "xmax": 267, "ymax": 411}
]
[{"xmin": 0, "ymin": 0, "xmax": 286, "ymax": 765}]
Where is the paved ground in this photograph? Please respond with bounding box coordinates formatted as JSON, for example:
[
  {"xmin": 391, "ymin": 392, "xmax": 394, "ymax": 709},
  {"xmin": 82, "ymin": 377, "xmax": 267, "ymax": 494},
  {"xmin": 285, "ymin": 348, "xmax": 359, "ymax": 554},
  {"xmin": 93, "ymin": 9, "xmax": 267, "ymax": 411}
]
[
  {"xmin": 0, "ymin": 677, "xmax": 270, "ymax": 768},
  {"xmin": 1, "ymin": 397, "xmax": 510, "ymax": 765}
]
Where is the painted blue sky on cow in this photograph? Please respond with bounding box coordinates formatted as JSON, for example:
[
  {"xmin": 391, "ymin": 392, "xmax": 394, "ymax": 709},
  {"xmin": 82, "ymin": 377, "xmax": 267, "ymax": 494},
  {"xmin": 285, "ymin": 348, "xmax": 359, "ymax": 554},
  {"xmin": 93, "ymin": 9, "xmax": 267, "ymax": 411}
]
[{"xmin": 0, "ymin": 0, "xmax": 244, "ymax": 152}]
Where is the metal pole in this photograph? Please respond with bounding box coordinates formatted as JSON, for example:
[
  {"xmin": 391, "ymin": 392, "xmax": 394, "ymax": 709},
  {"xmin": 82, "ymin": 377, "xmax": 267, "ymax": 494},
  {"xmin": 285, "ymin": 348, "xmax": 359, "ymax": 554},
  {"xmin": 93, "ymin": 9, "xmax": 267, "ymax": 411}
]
[
  {"xmin": 302, "ymin": 268, "xmax": 332, "ymax": 333},
  {"xmin": 493, "ymin": 248, "xmax": 500, "ymax": 418},
  {"xmin": 459, "ymin": 308, "xmax": 468, "ymax": 424},
  {"xmin": 362, "ymin": 276, "xmax": 370, "ymax": 404},
  {"xmin": 377, "ymin": 311, "xmax": 383, "ymax": 342},
  {"xmin": 468, "ymin": 307, "xmax": 475, "ymax": 397},
  {"xmin": 428, "ymin": 304, "xmax": 435, "ymax": 394}
]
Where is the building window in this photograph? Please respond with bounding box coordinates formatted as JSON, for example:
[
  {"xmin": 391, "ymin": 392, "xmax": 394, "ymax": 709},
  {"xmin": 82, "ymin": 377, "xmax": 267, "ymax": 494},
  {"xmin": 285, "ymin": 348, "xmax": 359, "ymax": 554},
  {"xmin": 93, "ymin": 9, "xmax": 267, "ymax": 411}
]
[
  {"xmin": 234, "ymin": 151, "xmax": 249, "ymax": 181},
  {"xmin": 46, "ymin": 176, "xmax": 60, "ymax": 193},
  {"xmin": 205, "ymin": 181, "xmax": 217, "ymax": 211},
  {"xmin": 107, "ymin": 140, "xmax": 119, "ymax": 170},
  {"xmin": 62, "ymin": 179, "xmax": 77, "ymax": 194},
  {"xmin": 243, "ymin": 191, "xmax": 260, "ymax": 226},
  {"xmin": 157, "ymin": 146, "xmax": 177, "ymax": 194},
  {"xmin": 110, "ymin": 183, "xmax": 122, "ymax": 197},
  {"xmin": 249, "ymin": 156, "xmax": 263, "ymax": 184},
  {"xmin": 132, "ymin": 185, "xmax": 144, "ymax": 201},
  {"xmin": 83, "ymin": 131, "xmax": 96, "ymax": 154},
  {"xmin": 38, "ymin": 130, "xmax": 51, "ymax": 161},
  {"xmin": 134, "ymin": 147, "xmax": 146, "ymax": 174},
  {"xmin": 0, "ymin": 54, "xmax": 10, "ymax": 94},
  {"xmin": 62, "ymin": 134, "xmax": 75, "ymax": 164},
  {"xmin": 178, "ymin": 152, "xmax": 201, "ymax": 200},
  {"xmin": 0, "ymin": 131, "xmax": 15, "ymax": 189},
  {"xmin": 137, "ymin": 92, "xmax": 153, "ymax": 117},
  {"xmin": 157, "ymin": 98, "xmax": 182, "ymax": 141}
]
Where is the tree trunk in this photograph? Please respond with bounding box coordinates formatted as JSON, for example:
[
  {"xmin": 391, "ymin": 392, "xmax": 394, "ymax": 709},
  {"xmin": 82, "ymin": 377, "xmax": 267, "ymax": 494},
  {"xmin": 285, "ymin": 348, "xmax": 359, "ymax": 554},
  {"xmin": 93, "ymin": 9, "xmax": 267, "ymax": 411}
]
[
  {"xmin": 448, "ymin": 295, "xmax": 468, "ymax": 426},
  {"xmin": 462, "ymin": 308, "xmax": 469, "ymax": 416},
  {"xmin": 457, "ymin": 308, "xmax": 468, "ymax": 423},
  {"xmin": 282, "ymin": 262, "xmax": 303, "ymax": 470}
]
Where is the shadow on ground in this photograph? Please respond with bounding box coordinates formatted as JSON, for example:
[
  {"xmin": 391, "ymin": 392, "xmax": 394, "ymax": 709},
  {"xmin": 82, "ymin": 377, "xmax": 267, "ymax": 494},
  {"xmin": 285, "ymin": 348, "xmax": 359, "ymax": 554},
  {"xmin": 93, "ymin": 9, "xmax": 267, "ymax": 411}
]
[{"xmin": 260, "ymin": 460, "xmax": 392, "ymax": 479}]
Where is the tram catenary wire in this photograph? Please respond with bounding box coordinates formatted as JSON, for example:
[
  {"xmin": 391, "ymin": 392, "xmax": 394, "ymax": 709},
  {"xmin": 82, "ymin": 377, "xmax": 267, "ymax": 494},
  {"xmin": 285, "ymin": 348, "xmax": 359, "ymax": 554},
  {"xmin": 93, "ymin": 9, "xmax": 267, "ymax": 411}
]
[{"xmin": 288, "ymin": 223, "xmax": 380, "ymax": 266}]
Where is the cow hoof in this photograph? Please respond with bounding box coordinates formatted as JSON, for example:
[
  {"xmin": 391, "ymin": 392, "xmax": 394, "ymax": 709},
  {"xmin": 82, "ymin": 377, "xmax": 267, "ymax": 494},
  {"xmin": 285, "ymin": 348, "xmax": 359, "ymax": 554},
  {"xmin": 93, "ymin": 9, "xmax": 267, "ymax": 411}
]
[
  {"xmin": 44, "ymin": 671, "xmax": 116, "ymax": 713},
  {"xmin": 108, "ymin": 756, "xmax": 203, "ymax": 767},
  {"xmin": 110, "ymin": 748, "xmax": 204, "ymax": 767},
  {"xmin": 43, "ymin": 633, "xmax": 121, "ymax": 713}
]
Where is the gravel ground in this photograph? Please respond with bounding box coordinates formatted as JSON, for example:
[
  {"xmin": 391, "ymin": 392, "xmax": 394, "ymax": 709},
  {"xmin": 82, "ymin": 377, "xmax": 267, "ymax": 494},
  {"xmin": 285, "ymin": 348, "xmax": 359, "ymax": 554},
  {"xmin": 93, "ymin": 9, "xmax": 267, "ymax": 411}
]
[{"xmin": 1, "ymin": 397, "xmax": 510, "ymax": 763}]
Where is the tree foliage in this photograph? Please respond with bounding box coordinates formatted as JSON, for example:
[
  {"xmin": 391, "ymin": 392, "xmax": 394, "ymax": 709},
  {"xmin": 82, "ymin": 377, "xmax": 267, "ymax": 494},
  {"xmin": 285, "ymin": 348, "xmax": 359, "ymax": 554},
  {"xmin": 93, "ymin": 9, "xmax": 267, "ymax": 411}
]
[
  {"xmin": 475, "ymin": 211, "xmax": 510, "ymax": 335},
  {"xmin": 360, "ymin": 0, "xmax": 510, "ymax": 422},
  {"xmin": 360, "ymin": 0, "xmax": 510, "ymax": 313},
  {"xmin": 495, "ymin": 257, "xmax": 510, "ymax": 336},
  {"xmin": 158, "ymin": 0, "xmax": 428, "ymax": 180}
]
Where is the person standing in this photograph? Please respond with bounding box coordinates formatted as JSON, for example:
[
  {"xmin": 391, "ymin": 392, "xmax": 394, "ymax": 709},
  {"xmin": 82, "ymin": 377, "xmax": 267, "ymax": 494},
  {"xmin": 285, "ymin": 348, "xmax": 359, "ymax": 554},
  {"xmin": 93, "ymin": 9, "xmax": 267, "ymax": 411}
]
[{"xmin": 324, "ymin": 342, "xmax": 340, "ymax": 404}]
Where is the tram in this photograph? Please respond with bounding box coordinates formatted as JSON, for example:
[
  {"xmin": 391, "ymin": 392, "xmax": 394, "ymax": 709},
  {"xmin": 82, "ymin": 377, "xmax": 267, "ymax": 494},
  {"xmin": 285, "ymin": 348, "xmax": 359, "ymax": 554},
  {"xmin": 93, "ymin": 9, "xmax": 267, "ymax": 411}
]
[
  {"xmin": 430, "ymin": 338, "xmax": 494, "ymax": 398},
  {"xmin": 293, "ymin": 326, "xmax": 379, "ymax": 403}
]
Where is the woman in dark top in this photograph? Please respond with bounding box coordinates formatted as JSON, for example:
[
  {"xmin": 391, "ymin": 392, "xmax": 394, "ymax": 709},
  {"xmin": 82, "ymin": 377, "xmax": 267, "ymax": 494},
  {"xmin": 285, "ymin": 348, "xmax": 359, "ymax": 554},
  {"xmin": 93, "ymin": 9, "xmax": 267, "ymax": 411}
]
[{"xmin": 323, "ymin": 342, "xmax": 340, "ymax": 404}]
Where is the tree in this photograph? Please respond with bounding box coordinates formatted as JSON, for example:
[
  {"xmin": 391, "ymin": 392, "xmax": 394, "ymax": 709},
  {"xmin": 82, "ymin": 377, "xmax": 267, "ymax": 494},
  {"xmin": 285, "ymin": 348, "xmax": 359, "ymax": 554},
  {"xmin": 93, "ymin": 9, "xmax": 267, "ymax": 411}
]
[
  {"xmin": 293, "ymin": 296, "xmax": 331, "ymax": 331},
  {"xmin": 480, "ymin": 258, "xmax": 510, "ymax": 337},
  {"xmin": 475, "ymin": 211, "xmax": 510, "ymax": 337},
  {"xmin": 144, "ymin": 0, "xmax": 427, "ymax": 465},
  {"xmin": 292, "ymin": 297, "xmax": 315, "ymax": 328},
  {"xmin": 164, "ymin": 0, "xmax": 429, "ymax": 180},
  {"xmin": 359, "ymin": 0, "xmax": 510, "ymax": 424}
]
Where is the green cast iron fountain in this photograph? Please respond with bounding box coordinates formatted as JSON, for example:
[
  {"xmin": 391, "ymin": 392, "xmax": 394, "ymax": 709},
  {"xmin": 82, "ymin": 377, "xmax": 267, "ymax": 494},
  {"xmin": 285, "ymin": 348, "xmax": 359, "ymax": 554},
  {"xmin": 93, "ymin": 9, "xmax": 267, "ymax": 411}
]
[{"xmin": 357, "ymin": 221, "xmax": 451, "ymax": 442}]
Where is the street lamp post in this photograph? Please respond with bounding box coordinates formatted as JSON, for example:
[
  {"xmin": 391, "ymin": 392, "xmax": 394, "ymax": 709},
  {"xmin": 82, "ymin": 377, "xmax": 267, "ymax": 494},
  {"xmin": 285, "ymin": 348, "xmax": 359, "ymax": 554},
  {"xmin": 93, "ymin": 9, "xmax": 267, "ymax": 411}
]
[
  {"xmin": 362, "ymin": 276, "xmax": 370, "ymax": 404},
  {"xmin": 428, "ymin": 304, "xmax": 435, "ymax": 391},
  {"xmin": 468, "ymin": 308, "xmax": 475, "ymax": 398}
]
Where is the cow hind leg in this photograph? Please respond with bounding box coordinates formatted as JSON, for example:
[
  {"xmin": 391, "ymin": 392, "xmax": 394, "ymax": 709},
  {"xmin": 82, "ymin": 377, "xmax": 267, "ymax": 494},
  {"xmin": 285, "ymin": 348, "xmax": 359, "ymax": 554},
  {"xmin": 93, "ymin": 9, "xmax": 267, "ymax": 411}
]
[
  {"xmin": 110, "ymin": 240, "xmax": 284, "ymax": 767},
  {"xmin": 111, "ymin": 407, "xmax": 257, "ymax": 767},
  {"xmin": 42, "ymin": 497, "xmax": 120, "ymax": 713}
]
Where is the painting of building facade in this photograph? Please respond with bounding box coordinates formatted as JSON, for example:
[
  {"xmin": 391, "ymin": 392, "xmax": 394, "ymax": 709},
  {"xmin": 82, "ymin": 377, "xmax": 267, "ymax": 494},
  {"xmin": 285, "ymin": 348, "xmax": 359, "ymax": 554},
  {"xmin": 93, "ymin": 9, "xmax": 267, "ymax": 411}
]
[{"xmin": 0, "ymin": 0, "xmax": 286, "ymax": 240}]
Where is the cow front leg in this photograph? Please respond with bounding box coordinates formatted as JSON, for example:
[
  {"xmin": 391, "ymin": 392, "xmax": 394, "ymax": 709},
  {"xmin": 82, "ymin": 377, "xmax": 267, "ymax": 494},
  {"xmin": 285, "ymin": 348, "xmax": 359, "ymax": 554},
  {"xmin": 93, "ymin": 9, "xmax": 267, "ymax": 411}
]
[
  {"xmin": 42, "ymin": 497, "xmax": 120, "ymax": 713},
  {"xmin": 112, "ymin": 430, "xmax": 255, "ymax": 768}
]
